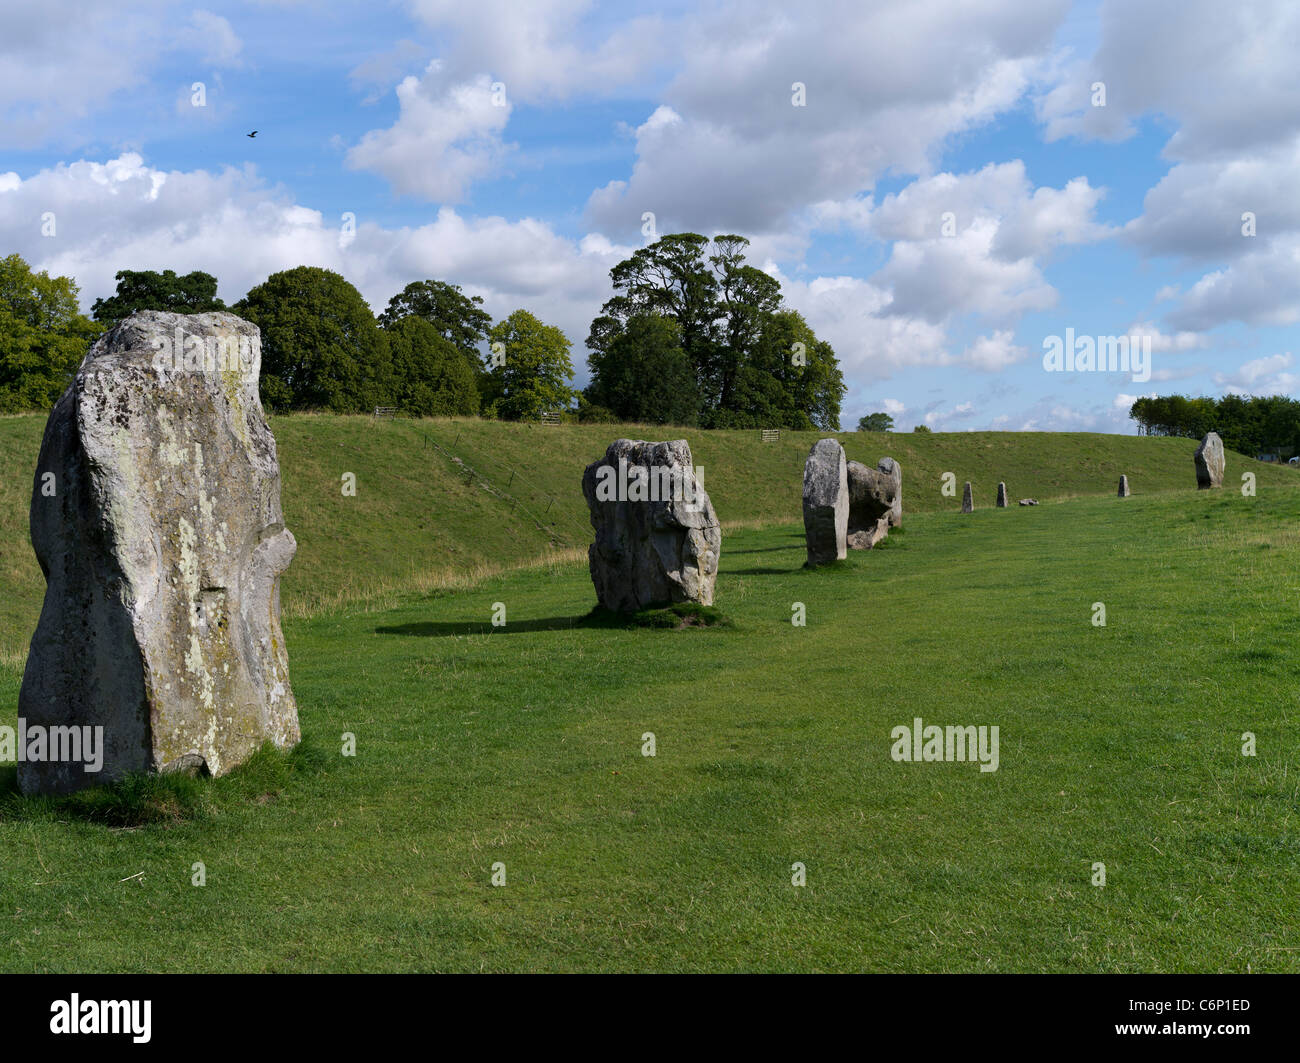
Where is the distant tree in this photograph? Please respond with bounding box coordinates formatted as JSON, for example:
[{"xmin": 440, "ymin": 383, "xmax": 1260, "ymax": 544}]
[
  {"xmin": 378, "ymin": 280, "xmax": 492, "ymax": 374},
  {"xmin": 0, "ymin": 254, "xmax": 103, "ymax": 412},
  {"xmin": 482, "ymin": 309, "xmax": 577, "ymax": 420},
  {"xmin": 913, "ymin": 424, "xmax": 932, "ymax": 433},
  {"xmin": 858, "ymin": 412, "xmax": 895, "ymax": 433},
  {"xmin": 585, "ymin": 313, "xmax": 700, "ymax": 425},
  {"xmin": 382, "ymin": 316, "xmax": 479, "ymax": 417},
  {"xmin": 235, "ymin": 266, "xmax": 393, "ymax": 412},
  {"xmin": 91, "ymin": 269, "xmax": 225, "ymax": 322}
]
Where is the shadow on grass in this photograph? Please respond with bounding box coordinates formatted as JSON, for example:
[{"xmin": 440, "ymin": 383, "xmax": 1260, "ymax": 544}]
[
  {"xmin": 377, "ymin": 602, "xmax": 733, "ymax": 637},
  {"xmin": 0, "ymin": 738, "xmax": 327, "ymax": 827}
]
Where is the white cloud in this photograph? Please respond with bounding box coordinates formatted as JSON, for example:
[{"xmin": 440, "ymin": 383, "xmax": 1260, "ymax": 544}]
[
  {"xmin": 1214, "ymin": 353, "xmax": 1298, "ymax": 396},
  {"xmin": 346, "ymin": 69, "xmax": 512, "ymax": 202}
]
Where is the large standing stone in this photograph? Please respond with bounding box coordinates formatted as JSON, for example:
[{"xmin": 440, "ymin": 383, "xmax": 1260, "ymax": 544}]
[
  {"xmin": 19, "ymin": 311, "xmax": 299, "ymax": 794},
  {"xmin": 1194, "ymin": 432, "xmax": 1225, "ymax": 489},
  {"xmin": 877, "ymin": 457, "xmax": 903, "ymax": 527},
  {"xmin": 962, "ymin": 481, "xmax": 974, "ymax": 513},
  {"xmin": 1118, "ymin": 474, "xmax": 1131, "ymax": 497},
  {"xmin": 582, "ymin": 438, "xmax": 720, "ymax": 613},
  {"xmin": 845, "ymin": 459, "xmax": 899, "ymax": 549},
  {"xmin": 996, "ymin": 482, "xmax": 1008, "ymax": 508},
  {"xmin": 802, "ymin": 438, "xmax": 848, "ymax": 565}
]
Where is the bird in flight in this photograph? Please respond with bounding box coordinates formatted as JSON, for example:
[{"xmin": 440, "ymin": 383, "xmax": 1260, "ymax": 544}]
[{"xmin": 247, "ymin": 131, "xmax": 258, "ymax": 138}]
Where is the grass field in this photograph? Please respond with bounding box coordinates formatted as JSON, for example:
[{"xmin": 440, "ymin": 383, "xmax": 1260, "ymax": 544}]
[{"xmin": 2, "ymin": 460, "xmax": 1298, "ymax": 971}]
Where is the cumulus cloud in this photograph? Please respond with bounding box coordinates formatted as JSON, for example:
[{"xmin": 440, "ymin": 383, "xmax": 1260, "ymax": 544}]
[
  {"xmin": 1214, "ymin": 352, "xmax": 1298, "ymax": 396},
  {"xmin": 0, "ymin": 153, "xmax": 630, "ymax": 368},
  {"xmin": 586, "ymin": 0, "xmax": 1068, "ymax": 235}
]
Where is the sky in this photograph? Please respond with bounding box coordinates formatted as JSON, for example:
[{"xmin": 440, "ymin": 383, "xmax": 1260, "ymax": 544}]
[{"xmin": 1, "ymin": 0, "xmax": 1297, "ymax": 432}]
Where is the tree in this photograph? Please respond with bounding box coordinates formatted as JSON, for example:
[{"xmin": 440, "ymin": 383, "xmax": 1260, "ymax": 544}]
[
  {"xmin": 0, "ymin": 254, "xmax": 103, "ymax": 412},
  {"xmin": 378, "ymin": 280, "xmax": 492, "ymax": 374},
  {"xmin": 590, "ymin": 233, "xmax": 844, "ymax": 429},
  {"xmin": 858, "ymin": 412, "xmax": 895, "ymax": 432},
  {"xmin": 913, "ymin": 424, "xmax": 932, "ymax": 433},
  {"xmin": 585, "ymin": 313, "xmax": 700, "ymax": 426},
  {"xmin": 482, "ymin": 309, "xmax": 577, "ymax": 420},
  {"xmin": 382, "ymin": 316, "xmax": 480, "ymax": 417},
  {"xmin": 234, "ymin": 267, "xmax": 393, "ymax": 412},
  {"xmin": 91, "ymin": 269, "xmax": 225, "ymax": 322}
]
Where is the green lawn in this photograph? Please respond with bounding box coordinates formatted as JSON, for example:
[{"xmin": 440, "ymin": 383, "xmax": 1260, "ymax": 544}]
[{"xmin": 2, "ymin": 482, "xmax": 1297, "ymax": 972}]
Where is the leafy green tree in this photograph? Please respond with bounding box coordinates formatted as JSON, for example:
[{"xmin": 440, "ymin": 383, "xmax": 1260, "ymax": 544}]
[
  {"xmin": 913, "ymin": 424, "xmax": 932, "ymax": 433},
  {"xmin": 382, "ymin": 316, "xmax": 479, "ymax": 417},
  {"xmin": 91, "ymin": 269, "xmax": 225, "ymax": 322},
  {"xmin": 858, "ymin": 412, "xmax": 895, "ymax": 432},
  {"xmin": 0, "ymin": 254, "xmax": 103, "ymax": 412},
  {"xmin": 235, "ymin": 267, "xmax": 393, "ymax": 412},
  {"xmin": 585, "ymin": 313, "xmax": 699, "ymax": 426},
  {"xmin": 482, "ymin": 309, "xmax": 577, "ymax": 420},
  {"xmin": 590, "ymin": 233, "xmax": 843, "ymax": 428},
  {"xmin": 378, "ymin": 280, "xmax": 492, "ymax": 373}
]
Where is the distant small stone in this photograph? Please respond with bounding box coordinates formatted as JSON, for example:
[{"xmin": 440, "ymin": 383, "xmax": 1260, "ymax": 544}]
[
  {"xmin": 1194, "ymin": 432, "xmax": 1225, "ymax": 489},
  {"xmin": 1018, "ymin": 498, "xmax": 1038, "ymax": 506},
  {"xmin": 961, "ymin": 481, "xmax": 974, "ymax": 513},
  {"xmin": 1118, "ymin": 474, "xmax": 1131, "ymax": 497},
  {"xmin": 996, "ymin": 482, "xmax": 1008, "ymax": 507}
]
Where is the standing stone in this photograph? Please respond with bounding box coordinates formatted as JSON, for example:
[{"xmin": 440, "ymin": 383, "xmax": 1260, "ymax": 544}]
[
  {"xmin": 1118, "ymin": 475, "xmax": 1131, "ymax": 497},
  {"xmin": 846, "ymin": 459, "xmax": 898, "ymax": 549},
  {"xmin": 802, "ymin": 438, "xmax": 848, "ymax": 565},
  {"xmin": 1194, "ymin": 432, "xmax": 1225, "ymax": 489},
  {"xmin": 877, "ymin": 457, "xmax": 903, "ymax": 527},
  {"xmin": 19, "ymin": 311, "xmax": 299, "ymax": 794},
  {"xmin": 961, "ymin": 481, "xmax": 974, "ymax": 513},
  {"xmin": 996, "ymin": 482, "xmax": 1008, "ymax": 508},
  {"xmin": 582, "ymin": 438, "xmax": 720, "ymax": 613}
]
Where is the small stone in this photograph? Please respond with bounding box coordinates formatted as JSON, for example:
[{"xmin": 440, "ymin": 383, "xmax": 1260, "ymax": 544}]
[
  {"xmin": 961, "ymin": 481, "xmax": 974, "ymax": 513},
  {"xmin": 1194, "ymin": 432, "xmax": 1225, "ymax": 489},
  {"xmin": 1018, "ymin": 498, "xmax": 1038, "ymax": 506},
  {"xmin": 1118, "ymin": 474, "xmax": 1131, "ymax": 497},
  {"xmin": 996, "ymin": 482, "xmax": 1008, "ymax": 507}
]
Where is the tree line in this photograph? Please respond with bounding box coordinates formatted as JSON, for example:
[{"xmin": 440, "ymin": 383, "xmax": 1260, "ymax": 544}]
[
  {"xmin": 0, "ymin": 234, "xmax": 845, "ymax": 429},
  {"xmin": 1129, "ymin": 394, "xmax": 1300, "ymax": 457}
]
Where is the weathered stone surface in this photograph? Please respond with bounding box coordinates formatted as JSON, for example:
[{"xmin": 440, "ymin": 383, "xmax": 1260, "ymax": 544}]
[
  {"xmin": 961, "ymin": 481, "xmax": 974, "ymax": 513},
  {"xmin": 582, "ymin": 438, "xmax": 720, "ymax": 613},
  {"xmin": 877, "ymin": 457, "xmax": 902, "ymax": 527},
  {"xmin": 1018, "ymin": 498, "xmax": 1038, "ymax": 506},
  {"xmin": 1118, "ymin": 474, "xmax": 1131, "ymax": 497},
  {"xmin": 802, "ymin": 438, "xmax": 848, "ymax": 565},
  {"xmin": 846, "ymin": 458, "xmax": 899, "ymax": 549},
  {"xmin": 1195, "ymin": 432, "xmax": 1225, "ymax": 489},
  {"xmin": 996, "ymin": 482, "xmax": 1008, "ymax": 507},
  {"xmin": 19, "ymin": 310, "xmax": 299, "ymax": 794}
]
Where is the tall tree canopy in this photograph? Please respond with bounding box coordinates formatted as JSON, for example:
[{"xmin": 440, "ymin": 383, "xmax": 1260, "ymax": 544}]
[
  {"xmin": 586, "ymin": 233, "xmax": 844, "ymax": 429},
  {"xmin": 0, "ymin": 254, "xmax": 103, "ymax": 412},
  {"xmin": 482, "ymin": 309, "xmax": 577, "ymax": 421},
  {"xmin": 91, "ymin": 269, "xmax": 225, "ymax": 322},
  {"xmin": 382, "ymin": 315, "xmax": 480, "ymax": 417},
  {"xmin": 235, "ymin": 266, "xmax": 393, "ymax": 412},
  {"xmin": 378, "ymin": 279, "xmax": 492, "ymax": 374}
]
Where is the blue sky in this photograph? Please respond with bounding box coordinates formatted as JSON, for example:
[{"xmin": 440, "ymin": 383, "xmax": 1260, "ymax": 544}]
[{"xmin": 2, "ymin": 0, "xmax": 1298, "ymax": 432}]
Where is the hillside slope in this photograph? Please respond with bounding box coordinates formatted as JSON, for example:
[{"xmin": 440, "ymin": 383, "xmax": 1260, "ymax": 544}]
[{"xmin": 0, "ymin": 412, "xmax": 1293, "ymax": 658}]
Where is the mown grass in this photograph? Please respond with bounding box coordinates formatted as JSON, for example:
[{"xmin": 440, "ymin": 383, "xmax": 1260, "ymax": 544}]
[
  {"xmin": 1, "ymin": 481, "xmax": 1297, "ymax": 972},
  {"xmin": 1, "ymin": 411, "xmax": 1293, "ymax": 659}
]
